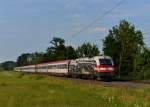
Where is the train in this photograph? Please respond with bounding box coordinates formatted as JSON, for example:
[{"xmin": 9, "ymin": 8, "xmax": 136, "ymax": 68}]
[{"xmin": 15, "ymin": 55, "xmax": 114, "ymax": 80}]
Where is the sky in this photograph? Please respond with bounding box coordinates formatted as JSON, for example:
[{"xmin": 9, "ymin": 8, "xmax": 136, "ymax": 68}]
[{"xmin": 0, "ymin": 0, "xmax": 150, "ymax": 62}]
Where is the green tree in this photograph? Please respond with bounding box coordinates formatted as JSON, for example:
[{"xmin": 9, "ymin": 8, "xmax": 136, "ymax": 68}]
[
  {"xmin": 103, "ymin": 20, "xmax": 144, "ymax": 79},
  {"xmin": 0, "ymin": 61, "xmax": 16, "ymax": 71},
  {"xmin": 65, "ymin": 46, "xmax": 77, "ymax": 59},
  {"xmin": 133, "ymin": 47, "xmax": 150, "ymax": 80},
  {"xmin": 30, "ymin": 52, "xmax": 44, "ymax": 64},
  {"xmin": 76, "ymin": 42, "xmax": 100, "ymax": 58},
  {"xmin": 17, "ymin": 52, "xmax": 44, "ymax": 66},
  {"xmin": 17, "ymin": 53, "xmax": 33, "ymax": 66},
  {"xmin": 46, "ymin": 37, "xmax": 66, "ymax": 61}
]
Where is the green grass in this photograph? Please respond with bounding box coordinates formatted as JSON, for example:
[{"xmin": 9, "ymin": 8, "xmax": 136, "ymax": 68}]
[{"xmin": 0, "ymin": 71, "xmax": 149, "ymax": 107}]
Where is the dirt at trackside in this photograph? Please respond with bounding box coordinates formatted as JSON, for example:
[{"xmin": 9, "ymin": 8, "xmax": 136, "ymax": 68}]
[{"xmin": 59, "ymin": 77, "xmax": 150, "ymax": 88}]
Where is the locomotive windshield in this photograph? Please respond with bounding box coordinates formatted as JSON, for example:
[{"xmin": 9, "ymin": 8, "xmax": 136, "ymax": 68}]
[{"xmin": 99, "ymin": 59, "xmax": 112, "ymax": 66}]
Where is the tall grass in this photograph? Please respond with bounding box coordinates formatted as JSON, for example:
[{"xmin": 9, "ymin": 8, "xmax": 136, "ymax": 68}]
[{"xmin": 0, "ymin": 71, "xmax": 149, "ymax": 107}]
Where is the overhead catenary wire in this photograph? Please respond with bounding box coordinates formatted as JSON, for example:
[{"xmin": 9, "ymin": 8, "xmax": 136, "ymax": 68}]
[
  {"xmin": 64, "ymin": 0, "xmax": 150, "ymax": 47},
  {"xmin": 144, "ymin": 38, "xmax": 150, "ymax": 43},
  {"xmin": 143, "ymin": 31, "xmax": 150, "ymax": 44},
  {"xmin": 143, "ymin": 31, "xmax": 150, "ymax": 35},
  {"xmin": 66, "ymin": 0, "xmax": 126, "ymax": 41}
]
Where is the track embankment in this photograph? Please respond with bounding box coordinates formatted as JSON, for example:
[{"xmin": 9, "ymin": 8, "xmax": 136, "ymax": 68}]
[{"xmin": 57, "ymin": 76, "xmax": 150, "ymax": 88}]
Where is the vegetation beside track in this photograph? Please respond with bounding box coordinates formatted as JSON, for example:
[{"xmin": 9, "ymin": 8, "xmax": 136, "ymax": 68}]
[{"xmin": 0, "ymin": 71, "xmax": 149, "ymax": 107}]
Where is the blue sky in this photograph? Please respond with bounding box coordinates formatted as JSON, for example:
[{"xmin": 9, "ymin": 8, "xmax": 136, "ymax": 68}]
[{"xmin": 0, "ymin": 0, "xmax": 150, "ymax": 62}]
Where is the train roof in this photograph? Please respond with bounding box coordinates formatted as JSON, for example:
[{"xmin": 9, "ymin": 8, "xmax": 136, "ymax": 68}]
[
  {"xmin": 38, "ymin": 60, "xmax": 70, "ymax": 66},
  {"xmin": 16, "ymin": 60, "xmax": 70, "ymax": 68}
]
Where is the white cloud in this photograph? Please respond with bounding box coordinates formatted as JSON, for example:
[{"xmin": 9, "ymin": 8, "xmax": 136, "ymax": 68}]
[{"xmin": 93, "ymin": 27, "xmax": 107, "ymax": 33}]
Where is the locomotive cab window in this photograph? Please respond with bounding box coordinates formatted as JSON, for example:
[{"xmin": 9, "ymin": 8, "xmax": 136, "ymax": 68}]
[{"xmin": 99, "ymin": 59, "xmax": 112, "ymax": 66}]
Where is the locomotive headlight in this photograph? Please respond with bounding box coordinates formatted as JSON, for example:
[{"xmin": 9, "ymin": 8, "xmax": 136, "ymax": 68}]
[
  {"xmin": 99, "ymin": 68, "xmax": 107, "ymax": 70},
  {"xmin": 108, "ymin": 67, "xmax": 114, "ymax": 71}
]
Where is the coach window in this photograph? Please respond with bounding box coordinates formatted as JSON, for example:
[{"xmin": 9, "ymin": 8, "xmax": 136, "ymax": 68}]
[
  {"xmin": 60, "ymin": 65, "xmax": 62, "ymax": 69},
  {"xmin": 51, "ymin": 65, "xmax": 54, "ymax": 69},
  {"xmin": 63, "ymin": 64, "xmax": 66, "ymax": 69},
  {"xmin": 52, "ymin": 65, "xmax": 55, "ymax": 69},
  {"xmin": 48, "ymin": 65, "xmax": 52, "ymax": 69},
  {"xmin": 61, "ymin": 64, "xmax": 64, "ymax": 69},
  {"xmin": 57, "ymin": 65, "xmax": 60, "ymax": 69},
  {"xmin": 59, "ymin": 65, "xmax": 62, "ymax": 69},
  {"xmin": 54, "ymin": 65, "xmax": 57, "ymax": 69},
  {"xmin": 60, "ymin": 65, "xmax": 63, "ymax": 69}
]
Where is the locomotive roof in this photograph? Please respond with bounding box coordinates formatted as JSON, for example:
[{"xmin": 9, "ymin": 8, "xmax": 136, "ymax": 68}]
[{"xmin": 92, "ymin": 55, "xmax": 112, "ymax": 59}]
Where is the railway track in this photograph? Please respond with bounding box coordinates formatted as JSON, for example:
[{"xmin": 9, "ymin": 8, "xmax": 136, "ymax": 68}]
[{"xmin": 49, "ymin": 75, "xmax": 150, "ymax": 88}]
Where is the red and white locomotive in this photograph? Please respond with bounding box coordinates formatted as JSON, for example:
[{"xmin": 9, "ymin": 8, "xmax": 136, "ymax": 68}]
[{"xmin": 15, "ymin": 55, "xmax": 114, "ymax": 80}]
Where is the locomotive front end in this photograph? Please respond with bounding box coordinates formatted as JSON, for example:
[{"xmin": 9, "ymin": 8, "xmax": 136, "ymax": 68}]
[{"xmin": 93, "ymin": 56, "xmax": 114, "ymax": 80}]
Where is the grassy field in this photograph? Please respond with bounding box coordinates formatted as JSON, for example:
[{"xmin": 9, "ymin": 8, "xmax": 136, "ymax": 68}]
[{"xmin": 0, "ymin": 71, "xmax": 149, "ymax": 107}]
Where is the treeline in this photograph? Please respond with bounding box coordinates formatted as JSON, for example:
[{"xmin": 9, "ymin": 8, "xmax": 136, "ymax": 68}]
[
  {"xmin": 0, "ymin": 61, "xmax": 16, "ymax": 71},
  {"xmin": 0, "ymin": 20, "xmax": 150, "ymax": 80},
  {"xmin": 0, "ymin": 41, "xmax": 99, "ymax": 71},
  {"xmin": 16, "ymin": 38, "xmax": 100, "ymax": 66}
]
